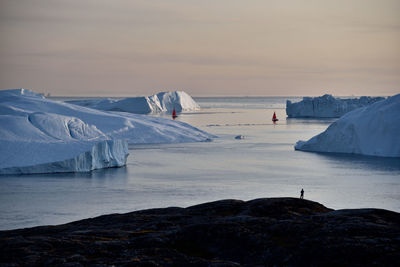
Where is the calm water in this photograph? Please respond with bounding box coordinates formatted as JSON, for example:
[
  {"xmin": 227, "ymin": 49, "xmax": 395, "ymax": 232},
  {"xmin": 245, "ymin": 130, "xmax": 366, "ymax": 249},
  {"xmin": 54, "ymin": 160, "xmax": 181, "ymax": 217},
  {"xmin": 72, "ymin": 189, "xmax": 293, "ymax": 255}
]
[{"xmin": 1, "ymin": 97, "xmax": 399, "ymax": 230}]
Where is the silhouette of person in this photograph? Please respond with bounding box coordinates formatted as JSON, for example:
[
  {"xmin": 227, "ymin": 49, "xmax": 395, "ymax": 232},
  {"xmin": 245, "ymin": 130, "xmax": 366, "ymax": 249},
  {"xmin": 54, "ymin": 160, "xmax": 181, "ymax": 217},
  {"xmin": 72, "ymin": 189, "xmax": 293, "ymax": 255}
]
[{"xmin": 300, "ymin": 188, "xmax": 304, "ymax": 199}]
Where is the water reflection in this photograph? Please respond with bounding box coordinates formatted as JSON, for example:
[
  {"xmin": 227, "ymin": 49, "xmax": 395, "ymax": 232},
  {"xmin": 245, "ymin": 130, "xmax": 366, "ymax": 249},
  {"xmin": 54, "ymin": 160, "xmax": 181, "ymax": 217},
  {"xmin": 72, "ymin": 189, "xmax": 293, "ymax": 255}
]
[
  {"xmin": 0, "ymin": 166, "xmax": 128, "ymax": 180},
  {"xmin": 286, "ymin": 118, "xmax": 336, "ymax": 125},
  {"xmin": 312, "ymin": 152, "xmax": 400, "ymax": 172}
]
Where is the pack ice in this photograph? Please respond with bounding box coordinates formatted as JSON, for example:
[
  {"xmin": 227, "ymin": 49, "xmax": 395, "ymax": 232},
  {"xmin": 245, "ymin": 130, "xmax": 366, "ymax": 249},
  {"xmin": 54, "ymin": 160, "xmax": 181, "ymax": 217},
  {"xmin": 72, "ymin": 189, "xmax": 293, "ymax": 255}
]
[
  {"xmin": 286, "ymin": 94, "xmax": 384, "ymax": 118},
  {"xmin": 295, "ymin": 94, "xmax": 400, "ymax": 157},
  {"xmin": 0, "ymin": 89, "xmax": 213, "ymax": 174},
  {"xmin": 66, "ymin": 91, "xmax": 200, "ymax": 114}
]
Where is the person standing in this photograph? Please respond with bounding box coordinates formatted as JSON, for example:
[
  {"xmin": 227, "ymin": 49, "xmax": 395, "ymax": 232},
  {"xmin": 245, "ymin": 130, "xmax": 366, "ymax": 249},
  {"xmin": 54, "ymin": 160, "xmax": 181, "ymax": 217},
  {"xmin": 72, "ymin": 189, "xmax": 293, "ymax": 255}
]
[{"xmin": 300, "ymin": 188, "xmax": 304, "ymax": 199}]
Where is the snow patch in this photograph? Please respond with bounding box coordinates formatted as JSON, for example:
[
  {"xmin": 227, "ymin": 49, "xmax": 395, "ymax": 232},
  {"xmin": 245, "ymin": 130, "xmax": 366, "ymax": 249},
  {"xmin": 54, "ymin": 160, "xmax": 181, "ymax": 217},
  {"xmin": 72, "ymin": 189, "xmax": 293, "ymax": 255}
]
[{"xmin": 27, "ymin": 112, "xmax": 105, "ymax": 141}]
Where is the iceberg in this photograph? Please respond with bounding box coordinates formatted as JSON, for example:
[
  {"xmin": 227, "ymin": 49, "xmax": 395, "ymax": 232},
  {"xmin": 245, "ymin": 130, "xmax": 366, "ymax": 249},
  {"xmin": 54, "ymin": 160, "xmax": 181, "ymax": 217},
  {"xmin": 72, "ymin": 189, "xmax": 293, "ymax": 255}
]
[
  {"xmin": 67, "ymin": 91, "xmax": 200, "ymax": 114},
  {"xmin": 0, "ymin": 139, "xmax": 128, "ymax": 175},
  {"xmin": 286, "ymin": 94, "xmax": 385, "ymax": 118},
  {"xmin": 0, "ymin": 89, "xmax": 214, "ymax": 174},
  {"xmin": 295, "ymin": 94, "xmax": 400, "ymax": 157}
]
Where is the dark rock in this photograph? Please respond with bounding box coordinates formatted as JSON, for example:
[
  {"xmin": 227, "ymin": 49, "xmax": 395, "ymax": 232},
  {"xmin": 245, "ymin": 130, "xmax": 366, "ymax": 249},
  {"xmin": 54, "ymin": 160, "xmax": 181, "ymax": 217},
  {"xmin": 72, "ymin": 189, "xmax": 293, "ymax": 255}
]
[{"xmin": 0, "ymin": 198, "xmax": 399, "ymax": 266}]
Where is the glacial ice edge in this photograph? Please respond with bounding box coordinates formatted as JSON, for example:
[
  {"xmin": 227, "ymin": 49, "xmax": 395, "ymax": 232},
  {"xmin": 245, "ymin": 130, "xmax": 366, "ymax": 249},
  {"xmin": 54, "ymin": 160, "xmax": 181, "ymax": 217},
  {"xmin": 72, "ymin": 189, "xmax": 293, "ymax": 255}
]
[
  {"xmin": 294, "ymin": 94, "xmax": 400, "ymax": 157},
  {"xmin": 0, "ymin": 139, "xmax": 129, "ymax": 175},
  {"xmin": 1, "ymin": 89, "xmax": 214, "ymax": 175},
  {"xmin": 286, "ymin": 94, "xmax": 385, "ymax": 118}
]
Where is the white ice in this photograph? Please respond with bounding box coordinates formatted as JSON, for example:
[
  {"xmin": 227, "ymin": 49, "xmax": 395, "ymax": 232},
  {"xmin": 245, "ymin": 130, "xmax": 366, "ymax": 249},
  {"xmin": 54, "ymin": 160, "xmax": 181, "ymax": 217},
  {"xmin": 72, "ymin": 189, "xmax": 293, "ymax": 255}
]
[
  {"xmin": 0, "ymin": 89, "xmax": 214, "ymax": 174},
  {"xmin": 286, "ymin": 94, "xmax": 384, "ymax": 118},
  {"xmin": 67, "ymin": 91, "xmax": 200, "ymax": 114},
  {"xmin": 295, "ymin": 94, "xmax": 400, "ymax": 157}
]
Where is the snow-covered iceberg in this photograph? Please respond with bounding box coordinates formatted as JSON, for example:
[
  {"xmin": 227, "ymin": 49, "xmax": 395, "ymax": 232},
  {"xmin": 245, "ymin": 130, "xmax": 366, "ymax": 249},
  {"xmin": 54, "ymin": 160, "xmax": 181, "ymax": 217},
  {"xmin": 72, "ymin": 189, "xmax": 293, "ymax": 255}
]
[
  {"xmin": 295, "ymin": 94, "xmax": 400, "ymax": 157},
  {"xmin": 286, "ymin": 94, "xmax": 385, "ymax": 118},
  {"xmin": 66, "ymin": 91, "xmax": 200, "ymax": 114},
  {"xmin": 0, "ymin": 89, "xmax": 213, "ymax": 174}
]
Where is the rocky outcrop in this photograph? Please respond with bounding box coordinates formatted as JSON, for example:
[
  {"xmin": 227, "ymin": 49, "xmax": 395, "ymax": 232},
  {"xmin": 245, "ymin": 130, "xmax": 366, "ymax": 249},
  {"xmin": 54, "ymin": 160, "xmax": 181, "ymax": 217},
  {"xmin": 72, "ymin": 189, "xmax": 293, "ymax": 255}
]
[{"xmin": 1, "ymin": 198, "xmax": 399, "ymax": 266}]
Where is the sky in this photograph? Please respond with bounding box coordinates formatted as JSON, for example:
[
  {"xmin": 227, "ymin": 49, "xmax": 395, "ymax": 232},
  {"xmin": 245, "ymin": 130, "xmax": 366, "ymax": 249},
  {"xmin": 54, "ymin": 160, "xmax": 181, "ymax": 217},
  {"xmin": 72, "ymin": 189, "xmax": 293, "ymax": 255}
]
[{"xmin": 0, "ymin": 0, "xmax": 399, "ymax": 96}]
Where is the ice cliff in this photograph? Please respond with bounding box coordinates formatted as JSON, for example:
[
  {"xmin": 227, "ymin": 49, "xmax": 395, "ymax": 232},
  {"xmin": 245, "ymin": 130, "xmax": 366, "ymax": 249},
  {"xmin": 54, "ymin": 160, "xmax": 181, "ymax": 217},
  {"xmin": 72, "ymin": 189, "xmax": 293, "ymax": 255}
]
[
  {"xmin": 295, "ymin": 94, "xmax": 400, "ymax": 157},
  {"xmin": 0, "ymin": 89, "xmax": 213, "ymax": 174},
  {"xmin": 67, "ymin": 91, "xmax": 200, "ymax": 114},
  {"xmin": 286, "ymin": 94, "xmax": 384, "ymax": 118}
]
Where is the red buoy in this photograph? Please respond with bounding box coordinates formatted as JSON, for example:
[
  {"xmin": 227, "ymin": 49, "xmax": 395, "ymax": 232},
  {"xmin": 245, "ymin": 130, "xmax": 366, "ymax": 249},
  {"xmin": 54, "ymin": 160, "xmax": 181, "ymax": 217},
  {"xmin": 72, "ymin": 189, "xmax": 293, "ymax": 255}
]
[
  {"xmin": 272, "ymin": 112, "xmax": 278, "ymax": 123},
  {"xmin": 172, "ymin": 107, "xmax": 178, "ymax": 119}
]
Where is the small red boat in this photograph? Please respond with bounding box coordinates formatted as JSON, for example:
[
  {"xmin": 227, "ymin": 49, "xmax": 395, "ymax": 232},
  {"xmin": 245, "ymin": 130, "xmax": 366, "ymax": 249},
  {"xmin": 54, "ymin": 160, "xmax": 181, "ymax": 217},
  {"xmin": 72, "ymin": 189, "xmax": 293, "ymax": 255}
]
[
  {"xmin": 172, "ymin": 107, "xmax": 178, "ymax": 119},
  {"xmin": 272, "ymin": 112, "xmax": 278, "ymax": 122}
]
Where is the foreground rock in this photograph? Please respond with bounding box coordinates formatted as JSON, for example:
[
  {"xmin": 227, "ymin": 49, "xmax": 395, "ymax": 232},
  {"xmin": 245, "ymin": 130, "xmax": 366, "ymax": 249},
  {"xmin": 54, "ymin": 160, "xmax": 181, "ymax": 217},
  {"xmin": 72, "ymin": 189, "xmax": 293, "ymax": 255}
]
[{"xmin": 1, "ymin": 198, "xmax": 399, "ymax": 266}]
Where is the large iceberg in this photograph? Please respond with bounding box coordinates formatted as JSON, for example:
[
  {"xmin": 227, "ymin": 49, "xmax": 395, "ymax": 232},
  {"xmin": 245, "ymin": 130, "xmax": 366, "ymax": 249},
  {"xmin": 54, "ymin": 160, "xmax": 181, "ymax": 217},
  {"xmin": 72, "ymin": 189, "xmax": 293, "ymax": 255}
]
[
  {"xmin": 286, "ymin": 94, "xmax": 385, "ymax": 118},
  {"xmin": 0, "ymin": 89, "xmax": 213, "ymax": 174},
  {"xmin": 295, "ymin": 94, "xmax": 400, "ymax": 157},
  {"xmin": 67, "ymin": 91, "xmax": 200, "ymax": 114}
]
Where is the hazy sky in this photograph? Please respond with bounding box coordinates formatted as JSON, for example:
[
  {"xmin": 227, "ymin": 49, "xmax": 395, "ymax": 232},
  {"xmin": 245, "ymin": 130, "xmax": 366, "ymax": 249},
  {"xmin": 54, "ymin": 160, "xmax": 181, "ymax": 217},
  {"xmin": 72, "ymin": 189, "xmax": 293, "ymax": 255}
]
[{"xmin": 1, "ymin": 0, "xmax": 399, "ymax": 96}]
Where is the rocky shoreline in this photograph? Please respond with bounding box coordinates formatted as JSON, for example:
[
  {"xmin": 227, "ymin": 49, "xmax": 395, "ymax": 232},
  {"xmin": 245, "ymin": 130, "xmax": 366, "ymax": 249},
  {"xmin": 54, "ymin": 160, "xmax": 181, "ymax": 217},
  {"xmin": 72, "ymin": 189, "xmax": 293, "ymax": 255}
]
[{"xmin": 1, "ymin": 197, "xmax": 399, "ymax": 266}]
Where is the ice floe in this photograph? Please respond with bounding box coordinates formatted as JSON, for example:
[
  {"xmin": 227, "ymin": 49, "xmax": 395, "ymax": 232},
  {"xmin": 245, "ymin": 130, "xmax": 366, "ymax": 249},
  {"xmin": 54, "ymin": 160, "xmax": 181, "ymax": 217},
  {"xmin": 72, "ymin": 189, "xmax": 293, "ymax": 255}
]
[
  {"xmin": 286, "ymin": 94, "xmax": 384, "ymax": 118},
  {"xmin": 67, "ymin": 91, "xmax": 200, "ymax": 114},
  {"xmin": 0, "ymin": 89, "xmax": 213, "ymax": 174},
  {"xmin": 295, "ymin": 94, "xmax": 400, "ymax": 157}
]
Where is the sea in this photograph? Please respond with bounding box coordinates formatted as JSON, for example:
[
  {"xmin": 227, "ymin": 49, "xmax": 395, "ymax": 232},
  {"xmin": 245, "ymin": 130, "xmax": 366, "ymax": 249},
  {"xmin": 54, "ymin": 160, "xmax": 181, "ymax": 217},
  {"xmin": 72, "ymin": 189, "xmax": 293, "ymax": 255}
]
[{"xmin": 1, "ymin": 96, "xmax": 399, "ymax": 230}]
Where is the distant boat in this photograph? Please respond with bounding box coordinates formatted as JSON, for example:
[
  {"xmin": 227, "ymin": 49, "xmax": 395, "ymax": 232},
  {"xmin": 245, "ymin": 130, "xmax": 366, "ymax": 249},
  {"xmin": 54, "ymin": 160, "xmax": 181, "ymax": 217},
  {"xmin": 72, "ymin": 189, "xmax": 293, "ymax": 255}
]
[
  {"xmin": 172, "ymin": 107, "xmax": 178, "ymax": 119},
  {"xmin": 272, "ymin": 112, "xmax": 278, "ymax": 122}
]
